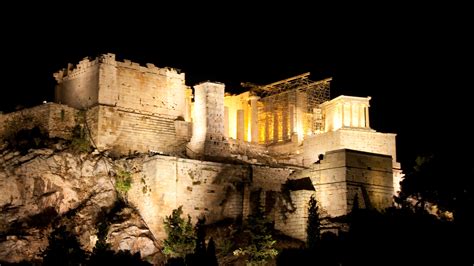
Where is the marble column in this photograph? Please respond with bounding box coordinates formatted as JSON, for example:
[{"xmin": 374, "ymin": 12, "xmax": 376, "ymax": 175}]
[
  {"xmin": 365, "ymin": 105, "xmax": 370, "ymax": 128},
  {"xmin": 248, "ymin": 95, "xmax": 260, "ymax": 143},
  {"xmin": 237, "ymin": 109, "xmax": 244, "ymax": 140}
]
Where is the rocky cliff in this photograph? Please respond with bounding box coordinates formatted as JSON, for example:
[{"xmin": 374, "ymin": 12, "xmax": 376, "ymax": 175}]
[{"xmin": 0, "ymin": 142, "xmax": 161, "ymax": 264}]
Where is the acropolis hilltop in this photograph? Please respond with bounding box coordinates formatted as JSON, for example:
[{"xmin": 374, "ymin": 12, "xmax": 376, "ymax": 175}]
[{"xmin": 0, "ymin": 53, "xmax": 402, "ymax": 241}]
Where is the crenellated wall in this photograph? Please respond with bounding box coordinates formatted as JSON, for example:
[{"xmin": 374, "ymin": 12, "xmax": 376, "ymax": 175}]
[
  {"xmin": 52, "ymin": 54, "xmax": 191, "ymax": 155},
  {"xmin": 54, "ymin": 53, "xmax": 187, "ymax": 119}
]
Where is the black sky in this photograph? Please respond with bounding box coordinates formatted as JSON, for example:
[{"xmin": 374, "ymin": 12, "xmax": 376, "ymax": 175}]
[{"xmin": 1, "ymin": 4, "xmax": 471, "ymax": 169}]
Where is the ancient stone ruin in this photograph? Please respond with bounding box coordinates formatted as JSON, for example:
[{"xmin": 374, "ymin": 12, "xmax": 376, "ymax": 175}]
[{"xmin": 0, "ymin": 53, "xmax": 402, "ymax": 242}]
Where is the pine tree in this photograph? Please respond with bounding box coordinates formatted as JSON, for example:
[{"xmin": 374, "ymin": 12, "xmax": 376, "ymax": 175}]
[
  {"xmin": 206, "ymin": 237, "xmax": 219, "ymax": 266},
  {"xmin": 307, "ymin": 195, "xmax": 321, "ymax": 250},
  {"xmin": 234, "ymin": 201, "xmax": 278, "ymax": 265},
  {"xmin": 43, "ymin": 225, "xmax": 87, "ymax": 266},
  {"xmin": 163, "ymin": 206, "xmax": 196, "ymax": 259}
]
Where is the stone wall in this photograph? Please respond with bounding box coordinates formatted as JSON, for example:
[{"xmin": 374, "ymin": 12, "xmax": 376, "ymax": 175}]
[
  {"xmin": 93, "ymin": 106, "xmax": 190, "ymax": 155},
  {"xmin": 54, "ymin": 58, "xmax": 100, "ymax": 109},
  {"xmin": 0, "ymin": 103, "xmax": 78, "ymax": 140},
  {"xmin": 301, "ymin": 128, "xmax": 397, "ymax": 166},
  {"xmin": 54, "ymin": 54, "xmax": 187, "ymax": 120},
  {"xmin": 275, "ymin": 190, "xmax": 315, "ymax": 241},
  {"xmin": 294, "ymin": 149, "xmax": 394, "ymax": 217},
  {"xmin": 128, "ymin": 156, "xmax": 249, "ymax": 239},
  {"xmin": 114, "ymin": 60, "xmax": 186, "ymax": 118},
  {"xmin": 127, "ymin": 155, "xmax": 293, "ymax": 240}
]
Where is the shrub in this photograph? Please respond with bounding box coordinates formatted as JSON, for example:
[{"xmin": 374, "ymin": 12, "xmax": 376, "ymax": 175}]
[
  {"xmin": 70, "ymin": 125, "xmax": 92, "ymax": 153},
  {"xmin": 115, "ymin": 170, "xmax": 132, "ymax": 194},
  {"xmin": 163, "ymin": 206, "xmax": 196, "ymax": 259}
]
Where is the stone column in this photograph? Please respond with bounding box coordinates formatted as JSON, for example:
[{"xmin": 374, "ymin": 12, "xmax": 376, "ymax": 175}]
[
  {"xmin": 357, "ymin": 104, "xmax": 365, "ymax": 127},
  {"xmin": 224, "ymin": 106, "xmax": 229, "ymax": 138},
  {"xmin": 237, "ymin": 109, "xmax": 245, "ymax": 140},
  {"xmin": 289, "ymin": 105, "xmax": 295, "ymax": 134},
  {"xmin": 350, "ymin": 103, "xmax": 353, "ymax": 127},
  {"xmin": 248, "ymin": 95, "xmax": 260, "ymax": 143},
  {"xmin": 282, "ymin": 107, "xmax": 288, "ymax": 140},
  {"xmin": 340, "ymin": 103, "xmax": 345, "ymax": 128},
  {"xmin": 273, "ymin": 112, "xmax": 279, "ymax": 143},
  {"xmin": 265, "ymin": 113, "xmax": 270, "ymax": 144},
  {"xmin": 365, "ymin": 105, "xmax": 370, "ymax": 128}
]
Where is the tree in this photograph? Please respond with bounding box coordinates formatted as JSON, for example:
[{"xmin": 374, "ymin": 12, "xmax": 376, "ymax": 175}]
[
  {"xmin": 234, "ymin": 202, "xmax": 278, "ymax": 265},
  {"xmin": 163, "ymin": 206, "xmax": 196, "ymax": 259},
  {"xmin": 206, "ymin": 237, "xmax": 219, "ymax": 266},
  {"xmin": 42, "ymin": 225, "xmax": 87, "ymax": 266},
  {"xmin": 396, "ymin": 153, "xmax": 473, "ymax": 225},
  {"xmin": 306, "ymin": 195, "xmax": 320, "ymax": 250},
  {"xmin": 194, "ymin": 217, "xmax": 206, "ymax": 256}
]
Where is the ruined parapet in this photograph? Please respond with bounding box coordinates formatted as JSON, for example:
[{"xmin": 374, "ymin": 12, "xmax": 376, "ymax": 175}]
[
  {"xmin": 0, "ymin": 103, "xmax": 78, "ymax": 141},
  {"xmin": 54, "ymin": 53, "xmax": 187, "ymax": 119},
  {"xmin": 52, "ymin": 54, "xmax": 191, "ymax": 156}
]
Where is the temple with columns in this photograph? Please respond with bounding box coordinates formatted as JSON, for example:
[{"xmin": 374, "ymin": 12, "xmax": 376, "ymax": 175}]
[{"xmin": 0, "ymin": 53, "xmax": 403, "ymax": 240}]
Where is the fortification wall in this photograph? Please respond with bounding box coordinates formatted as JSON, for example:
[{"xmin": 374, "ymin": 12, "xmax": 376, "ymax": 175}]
[
  {"xmin": 128, "ymin": 156, "xmax": 248, "ymax": 239},
  {"xmin": 344, "ymin": 150, "xmax": 394, "ymax": 210},
  {"xmin": 296, "ymin": 149, "xmax": 394, "ymax": 217},
  {"xmin": 54, "ymin": 53, "xmax": 187, "ymax": 119},
  {"xmin": 114, "ymin": 60, "xmax": 186, "ymax": 118},
  {"xmin": 275, "ymin": 190, "xmax": 315, "ymax": 241},
  {"xmin": 0, "ymin": 103, "xmax": 78, "ymax": 140},
  {"xmin": 301, "ymin": 129, "xmax": 397, "ymax": 166},
  {"xmin": 54, "ymin": 58, "xmax": 100, "ymax": 109},
  {"xmin": 93, "ymin": 106, "xmax": 190, "ymax": 155},
  {"xmin": 127, "ymin": 155, "xmax": 293, "ymax": 240}
]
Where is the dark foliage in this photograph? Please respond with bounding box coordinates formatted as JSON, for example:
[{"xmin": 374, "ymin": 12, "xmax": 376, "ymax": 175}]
[
  {"xmin": 206, "ymin": 237, "xmax": 219, "ymax": 266},
  {"xmin": 6, "ymin": 126, "xmax": 48, "ymax": 154},
  {"xmin": 396, "ymin": 153, "xmax": 474, "ymax": 227},
  {"xmin": 42, "ymin": 225, "xmax": 87, "ymax": 266},
  {"xmin": 306, "ymin": 195, "xmax": 320, "ymax": 250}
]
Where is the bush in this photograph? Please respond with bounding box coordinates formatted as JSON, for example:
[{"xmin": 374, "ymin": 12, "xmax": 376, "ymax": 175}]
[
  {"xmin": 70, "ymin": 125, "xmax": 92, "ymax": 153},
  {"xmin": 234, "ymin": 203, "xmax": 278, "ymax": 265},
  {"xmin": 115, "ymin": 170, "xmax": 132, "ymax": 194},
  {"xmin": 163, "ymin": 206, "xmax": 196, "ymax": 259}
]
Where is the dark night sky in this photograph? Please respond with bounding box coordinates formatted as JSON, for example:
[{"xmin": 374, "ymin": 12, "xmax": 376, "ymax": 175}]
[{"xmin": 1, "ymin": 5, "xmax": 471, "ymax": 169}]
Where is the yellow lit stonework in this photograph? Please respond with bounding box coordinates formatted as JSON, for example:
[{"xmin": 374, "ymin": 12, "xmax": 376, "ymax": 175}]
[
  {"xmin": 320, "ymin": 95, "xmax": 371, "ymax": 132},
  {"xmin": 0, "ymin": 54, "xmax": 404, "ymax": 244}
]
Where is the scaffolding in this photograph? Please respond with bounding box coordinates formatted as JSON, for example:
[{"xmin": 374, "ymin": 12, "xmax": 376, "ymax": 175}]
[{"xmin": 249, "ymin": 73, "xmax": 331, "ymax": 144}]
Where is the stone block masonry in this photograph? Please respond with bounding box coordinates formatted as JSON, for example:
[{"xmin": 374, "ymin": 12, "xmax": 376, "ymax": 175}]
[
  {"xmin": 53, "ymin": 54, "xmax": 192, "ymax": 155},
  {"xmin": 127, "ymin": 155, "xmax": 294, "ymax": 240},
  {"xmin": 0, "ymin": 103, "xmax": 78, "ymax": 140},
  {"xmin": 55, "ymin": 54, "xmax": 188, "ymax": 119},
  {"xmin": 93, "ymin": 106, "xmax": 190, "ymax": 155},
  {"xmin": 295, "ymin": 149, "xmax": 394, "ymax": 217},
  {"xmin": 0, "ymin": 53, "xmax": 403, "ymax": 246},
  {"xmin": 275, "ymin": 190, "xmax": 315, "ymax": 241}
]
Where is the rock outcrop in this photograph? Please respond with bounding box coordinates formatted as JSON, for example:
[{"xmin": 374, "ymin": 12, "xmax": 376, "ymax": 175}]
[{"xmin": 0, "ymin": 144, "xmax": 161, "ymax": 264}]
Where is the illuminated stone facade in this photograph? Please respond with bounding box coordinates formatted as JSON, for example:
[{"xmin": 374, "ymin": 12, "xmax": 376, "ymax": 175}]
[{"xmin": 0, "ymin": 54, "xmax": 402, "ymax": 241}]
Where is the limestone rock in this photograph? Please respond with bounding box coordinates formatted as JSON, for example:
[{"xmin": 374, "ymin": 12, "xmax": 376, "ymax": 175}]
[{"xmin": 0, "ymin": 146, "xmax": 161, "ymax": 264}]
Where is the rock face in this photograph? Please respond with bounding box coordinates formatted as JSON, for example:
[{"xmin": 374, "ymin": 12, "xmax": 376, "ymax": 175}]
[{"xmin": 0, "ymin": 145, "xmax": 161, "ymax": 264}]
